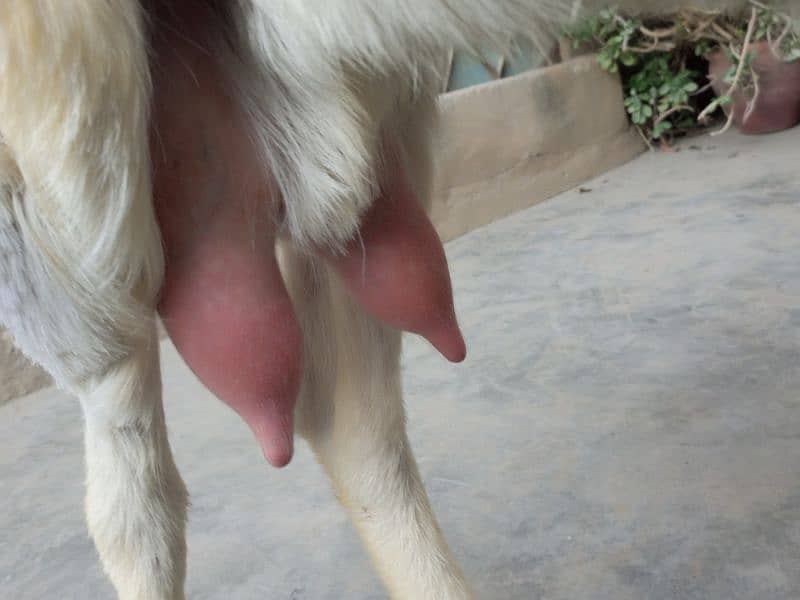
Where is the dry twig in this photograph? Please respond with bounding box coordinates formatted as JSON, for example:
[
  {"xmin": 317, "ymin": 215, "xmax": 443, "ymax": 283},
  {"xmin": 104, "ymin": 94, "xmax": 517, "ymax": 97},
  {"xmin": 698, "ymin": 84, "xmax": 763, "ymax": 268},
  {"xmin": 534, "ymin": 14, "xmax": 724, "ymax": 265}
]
[{"xmin": 711, "ymin": 7, "xmax": 758, "ymax": 136}]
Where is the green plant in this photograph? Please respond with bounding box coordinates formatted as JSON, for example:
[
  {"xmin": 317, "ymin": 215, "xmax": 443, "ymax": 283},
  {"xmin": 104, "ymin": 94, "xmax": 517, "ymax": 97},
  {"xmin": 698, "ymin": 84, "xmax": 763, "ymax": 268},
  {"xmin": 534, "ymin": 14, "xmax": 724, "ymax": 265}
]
[
  {"xmin": 565, "ymin": 1, "xmax": 799, "ymax": 145},
  {"xmin": 565, "ymin": 9, "xmax": 707, "ymax": 144},
  {"xmin": 697, "ymin": 2, "xmax": 800, "ymax": 130},
  {"xmin": 752, "ymin": 1, "xmax": 800, "ymax": 60},
  {"xmin": 626, "ymin": 56, "xmax": 700, "ymax": 139},
  {"xmin": 568, "ymin": 9, "xmax": 640, "ymax": 72}
]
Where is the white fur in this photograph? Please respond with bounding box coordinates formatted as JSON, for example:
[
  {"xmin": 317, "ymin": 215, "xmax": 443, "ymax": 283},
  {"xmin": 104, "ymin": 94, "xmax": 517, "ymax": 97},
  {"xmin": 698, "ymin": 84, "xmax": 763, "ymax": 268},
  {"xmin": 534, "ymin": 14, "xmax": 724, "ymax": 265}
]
[
  {"xmin": 0, "ymin": 0, "xmax": 757, "ymax": 598},
  {"xmin": 0, "ymin": 1, "xmax": 162, "ymax": 387},
  {"xmin": 225, "ymin": 0, "xmax": 568, "ymax": 249}
]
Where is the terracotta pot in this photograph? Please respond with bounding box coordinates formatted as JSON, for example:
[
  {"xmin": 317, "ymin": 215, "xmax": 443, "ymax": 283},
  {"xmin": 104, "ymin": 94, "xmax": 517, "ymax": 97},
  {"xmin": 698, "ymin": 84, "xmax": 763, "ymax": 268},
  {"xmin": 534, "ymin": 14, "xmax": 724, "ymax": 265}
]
[{"xmin": 708, "ymin": 40, "xmax": 800, "ymax": 135}]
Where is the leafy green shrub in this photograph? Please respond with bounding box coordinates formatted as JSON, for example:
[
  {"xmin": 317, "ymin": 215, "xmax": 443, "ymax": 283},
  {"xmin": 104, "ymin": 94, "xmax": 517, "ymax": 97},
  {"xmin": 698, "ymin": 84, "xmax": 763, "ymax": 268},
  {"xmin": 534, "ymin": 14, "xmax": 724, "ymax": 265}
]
[{"xmin": 565, "ymin": 2, "xmax": 799, "ymax": 145}]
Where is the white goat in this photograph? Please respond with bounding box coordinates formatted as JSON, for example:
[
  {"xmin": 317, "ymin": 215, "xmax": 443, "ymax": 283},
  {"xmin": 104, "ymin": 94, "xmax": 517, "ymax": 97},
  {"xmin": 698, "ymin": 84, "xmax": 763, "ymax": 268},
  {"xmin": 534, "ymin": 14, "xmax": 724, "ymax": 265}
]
[
  {"xmin": 0, "ymin": 1, "xmax": 564, "ymax": 598},
  {"xmin": 2, "ymin": 0, "xmax": 769, "ymax": 597}
]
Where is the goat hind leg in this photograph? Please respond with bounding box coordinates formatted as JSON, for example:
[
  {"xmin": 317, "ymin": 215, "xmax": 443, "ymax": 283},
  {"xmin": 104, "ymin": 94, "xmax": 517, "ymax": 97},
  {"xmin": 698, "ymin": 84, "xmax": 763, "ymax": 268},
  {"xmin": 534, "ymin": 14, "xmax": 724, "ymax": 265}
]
[
  {"xmin": 287, "ymin": 249, "xmax": 473, "ymax": 600},
  {"xmin": 0, "ymin": 156, "xmax": 188, "ymax": 600},
  {"xmin": 0, "ymin": 3, "xmax": 187, "ymax": 598},
  {"xmin": 80, "ymin": 326, "xmax": 188, "ymax": 600}
]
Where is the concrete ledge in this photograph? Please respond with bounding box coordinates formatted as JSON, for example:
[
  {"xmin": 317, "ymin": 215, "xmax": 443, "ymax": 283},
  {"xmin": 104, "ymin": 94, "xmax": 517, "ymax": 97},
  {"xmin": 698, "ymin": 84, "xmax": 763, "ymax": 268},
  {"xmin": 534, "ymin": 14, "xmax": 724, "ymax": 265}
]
[
  {"xmin": 1, "ymin": 330, "xmax": 51, "ymax": 405},
  {"xmin": 0, "ymin": 324, "xmax": 168, "ymax": 406},
  {"xmin": 431, "ymin": 54, "xmax": 645, "ymax": 242},
  {"xmin": 1, "ymin": 55, "xmax": 644, "ymax": 405}
]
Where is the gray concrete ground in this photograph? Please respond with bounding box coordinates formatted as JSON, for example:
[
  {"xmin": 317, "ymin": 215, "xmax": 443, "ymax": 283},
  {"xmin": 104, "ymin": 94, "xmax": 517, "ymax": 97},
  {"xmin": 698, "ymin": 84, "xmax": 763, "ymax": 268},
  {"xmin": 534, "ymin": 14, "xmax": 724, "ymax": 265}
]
[{"xmin": 2, "ymin": 129, "xmax": 800, "ymax": 599}]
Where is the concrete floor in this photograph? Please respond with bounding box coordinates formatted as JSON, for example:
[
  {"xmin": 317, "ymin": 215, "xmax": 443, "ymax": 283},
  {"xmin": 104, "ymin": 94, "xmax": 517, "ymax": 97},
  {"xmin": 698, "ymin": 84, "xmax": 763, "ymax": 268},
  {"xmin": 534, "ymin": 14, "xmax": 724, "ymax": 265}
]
[{"xmin": 2, "ymin": 129, "xmax": 800, "ymax": 599}]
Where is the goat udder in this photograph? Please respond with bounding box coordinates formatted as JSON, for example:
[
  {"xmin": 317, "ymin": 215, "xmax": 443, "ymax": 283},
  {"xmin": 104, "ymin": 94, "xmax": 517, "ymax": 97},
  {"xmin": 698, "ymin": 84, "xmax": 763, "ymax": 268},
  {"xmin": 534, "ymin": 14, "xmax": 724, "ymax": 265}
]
[
  {"xmin": 150, "ymin": 2, "xmax": 302, "ymax": 468},
  {"xmin": 319, "ymin": 165, "xmax": 467, "ymax": 364},
  {"xmin": 148, "ymin": 1, "xmax": 465, "ymax": 469}
]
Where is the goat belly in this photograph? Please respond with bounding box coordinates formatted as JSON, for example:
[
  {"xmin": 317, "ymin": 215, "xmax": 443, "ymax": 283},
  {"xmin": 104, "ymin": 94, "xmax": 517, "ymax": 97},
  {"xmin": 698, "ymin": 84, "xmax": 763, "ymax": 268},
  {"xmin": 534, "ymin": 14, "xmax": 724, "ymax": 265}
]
[
  {"xmin": 151, "ymin": 6, "xmax": 302, "ymax": 468},
  {"xmin": 319, "ymin": 167, "xmax": 467, "ymax": 364}
]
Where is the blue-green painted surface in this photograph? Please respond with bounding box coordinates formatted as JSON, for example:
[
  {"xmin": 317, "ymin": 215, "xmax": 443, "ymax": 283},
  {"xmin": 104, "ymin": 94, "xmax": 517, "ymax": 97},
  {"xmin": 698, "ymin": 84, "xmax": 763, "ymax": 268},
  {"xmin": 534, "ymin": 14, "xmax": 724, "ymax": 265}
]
[{"xmin": 446, "ymin": 40, "xmax": 548, "ymax": 92}]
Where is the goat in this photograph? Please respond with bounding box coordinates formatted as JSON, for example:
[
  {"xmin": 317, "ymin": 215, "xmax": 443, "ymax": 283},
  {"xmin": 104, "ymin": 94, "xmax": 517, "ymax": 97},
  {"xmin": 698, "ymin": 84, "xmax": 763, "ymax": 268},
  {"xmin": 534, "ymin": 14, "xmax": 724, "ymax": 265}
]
[
  {"xmin": 2, "ymin": 0, "xmax": 774, "ymax": 597},
  {"xmin": 0, "ymin": 1, "xmax": 565, "ymax": 598}
]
